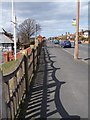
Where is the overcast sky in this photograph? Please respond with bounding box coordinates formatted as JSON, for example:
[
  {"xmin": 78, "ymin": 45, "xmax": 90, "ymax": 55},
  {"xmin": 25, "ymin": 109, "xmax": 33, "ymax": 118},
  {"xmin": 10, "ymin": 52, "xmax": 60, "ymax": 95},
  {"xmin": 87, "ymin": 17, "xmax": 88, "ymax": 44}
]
[{"xmin": 1, "ymin": 0, "xmax": 89, "ymax": 38}]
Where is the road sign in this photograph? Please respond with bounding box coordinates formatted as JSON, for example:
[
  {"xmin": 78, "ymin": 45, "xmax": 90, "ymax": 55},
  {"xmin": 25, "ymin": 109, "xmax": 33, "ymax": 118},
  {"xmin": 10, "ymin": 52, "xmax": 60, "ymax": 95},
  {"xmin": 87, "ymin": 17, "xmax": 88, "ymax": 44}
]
[{"xmin": 72, "ymin": 19, "xmax": 76, "ymax": 26}]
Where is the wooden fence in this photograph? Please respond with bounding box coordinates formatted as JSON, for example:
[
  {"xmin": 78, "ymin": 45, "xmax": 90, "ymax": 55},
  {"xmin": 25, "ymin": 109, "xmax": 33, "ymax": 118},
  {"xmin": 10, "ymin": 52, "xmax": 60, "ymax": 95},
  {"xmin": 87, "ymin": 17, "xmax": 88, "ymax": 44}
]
[{"xmin": 1, "ymin": 45, "xmax": 41, "ymax": 119}]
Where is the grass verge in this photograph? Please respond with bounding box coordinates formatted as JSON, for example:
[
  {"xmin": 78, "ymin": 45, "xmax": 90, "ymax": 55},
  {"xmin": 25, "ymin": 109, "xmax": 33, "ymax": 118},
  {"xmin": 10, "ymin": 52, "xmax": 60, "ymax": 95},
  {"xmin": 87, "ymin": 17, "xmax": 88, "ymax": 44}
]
[{"xmin": 1, "ymin": 60, "xmax": 19, "ymax": 75}]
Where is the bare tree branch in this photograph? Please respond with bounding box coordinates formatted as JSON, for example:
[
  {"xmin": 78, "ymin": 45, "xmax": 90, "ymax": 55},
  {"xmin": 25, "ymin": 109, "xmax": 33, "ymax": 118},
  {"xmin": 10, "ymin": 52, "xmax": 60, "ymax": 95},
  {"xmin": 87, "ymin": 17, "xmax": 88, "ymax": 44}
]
[{"xmin": 17, "ymin": 18, "xmax": 41, "ymax": 44}]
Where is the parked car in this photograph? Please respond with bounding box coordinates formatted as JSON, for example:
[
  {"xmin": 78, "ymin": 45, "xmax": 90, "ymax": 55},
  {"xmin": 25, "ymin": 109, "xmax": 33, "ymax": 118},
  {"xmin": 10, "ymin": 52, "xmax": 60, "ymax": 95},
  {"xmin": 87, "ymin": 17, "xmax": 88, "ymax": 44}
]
[
  {"xmin": 53, "ymin": 40, "xmax": 59, "ymax": 44},
  {"xmin": 60, "ymin": 40, "xmax": 71, "ymax": 48},
  {"xmin": 74, "ymin": 40, "xmax": 81, "ymax": 45},
  {"xmin": 78, "ymin": 40, "xmax": 82, "ymax": 44}
]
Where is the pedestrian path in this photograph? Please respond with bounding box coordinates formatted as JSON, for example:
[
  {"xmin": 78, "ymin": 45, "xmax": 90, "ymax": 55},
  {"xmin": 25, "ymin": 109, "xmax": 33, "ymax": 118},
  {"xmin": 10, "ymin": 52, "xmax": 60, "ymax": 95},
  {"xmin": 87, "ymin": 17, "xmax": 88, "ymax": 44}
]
[{"xmin": 18, "ymin": 46, "xmax": 80, "ymax": 119}]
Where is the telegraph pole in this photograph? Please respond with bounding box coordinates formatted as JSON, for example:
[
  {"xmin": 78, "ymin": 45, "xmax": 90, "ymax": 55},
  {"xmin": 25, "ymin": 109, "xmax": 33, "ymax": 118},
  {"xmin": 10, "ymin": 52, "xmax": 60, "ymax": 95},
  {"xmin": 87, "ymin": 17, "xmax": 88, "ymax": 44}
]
[{"xmin": 74, "ymin": 0, "xmax": 80, "ymax": 59}]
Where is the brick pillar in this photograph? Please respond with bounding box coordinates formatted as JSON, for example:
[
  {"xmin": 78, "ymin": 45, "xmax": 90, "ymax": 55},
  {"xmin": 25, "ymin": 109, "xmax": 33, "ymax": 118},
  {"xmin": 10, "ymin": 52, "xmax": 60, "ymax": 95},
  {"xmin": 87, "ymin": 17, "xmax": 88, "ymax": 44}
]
[
  {"xmin": 26, "ymin": 47, "xmax": 30, "ymax": 55},
  {"xmin": 16, "ymin": 52, "xmax": 21, "ymax": 60},
  {"xmin": 8, "ymin": 50, "xmax": 13, "ymax": 61},
  {"xmin": 3, "ymin": 52, "xmax": 9, "ymax": 63}
]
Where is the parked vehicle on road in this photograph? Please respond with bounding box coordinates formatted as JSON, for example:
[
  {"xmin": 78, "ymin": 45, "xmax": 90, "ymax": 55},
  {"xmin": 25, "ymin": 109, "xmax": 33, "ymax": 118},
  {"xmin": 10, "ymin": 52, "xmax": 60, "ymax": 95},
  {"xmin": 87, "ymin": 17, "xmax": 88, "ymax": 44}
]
[
  {"xmin": 78, "ymin": 40, "xmax": 82, "ymax": 44},
  {"xmin": 59, "ymin": 40, "xmax": 71, "ymax": 48},
  {"xmin": 53, "ymin": 39, "xmax": 59, "ymax": 44},
  {"xmin": 74, "ymin": 40, "xmax": 82, "ymax": 45}
]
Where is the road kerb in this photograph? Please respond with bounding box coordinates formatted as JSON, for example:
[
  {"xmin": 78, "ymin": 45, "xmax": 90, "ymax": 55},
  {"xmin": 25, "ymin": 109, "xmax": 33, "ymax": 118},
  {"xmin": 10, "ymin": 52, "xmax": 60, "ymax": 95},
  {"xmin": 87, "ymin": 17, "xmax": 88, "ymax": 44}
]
[{"xmin": 62, "ymin": 48, "xmax": 89, "ymax": 65}]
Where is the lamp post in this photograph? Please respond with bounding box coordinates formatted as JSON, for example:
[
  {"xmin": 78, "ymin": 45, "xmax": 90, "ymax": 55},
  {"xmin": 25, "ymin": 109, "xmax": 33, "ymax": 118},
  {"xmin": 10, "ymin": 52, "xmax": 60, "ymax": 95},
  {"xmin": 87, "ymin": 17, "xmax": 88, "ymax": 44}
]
[
  {"xmin": 12, "ymin": 0, "xmax": 17, "ymax": 60},
  {"xmin": 13, "ymin": 16, "xmax": 17, "ymax": 60},
  {"xmin": 74, "ymin": 0, "xmax": 80, "ymax": 59}
]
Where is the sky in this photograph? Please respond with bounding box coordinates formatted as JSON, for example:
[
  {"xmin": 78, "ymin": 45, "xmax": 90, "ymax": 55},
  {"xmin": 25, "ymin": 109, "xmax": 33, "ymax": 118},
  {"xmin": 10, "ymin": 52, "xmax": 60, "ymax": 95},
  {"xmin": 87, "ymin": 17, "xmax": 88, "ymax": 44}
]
[{"xmin": 0, "ymin": 0, "xmax": 89, "ymax": 38}]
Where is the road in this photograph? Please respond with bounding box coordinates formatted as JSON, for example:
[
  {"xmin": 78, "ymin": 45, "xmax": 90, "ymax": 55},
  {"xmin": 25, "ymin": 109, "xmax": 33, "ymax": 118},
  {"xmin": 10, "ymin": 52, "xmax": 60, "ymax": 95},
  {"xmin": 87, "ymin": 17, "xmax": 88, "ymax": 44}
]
[
  {"xmin": 64, "ymin": 42, "xmax": 89, "ymax": 64},
  {"xmin": 46, "ymin": 40, "xmax": 88, "ymax": 119}
]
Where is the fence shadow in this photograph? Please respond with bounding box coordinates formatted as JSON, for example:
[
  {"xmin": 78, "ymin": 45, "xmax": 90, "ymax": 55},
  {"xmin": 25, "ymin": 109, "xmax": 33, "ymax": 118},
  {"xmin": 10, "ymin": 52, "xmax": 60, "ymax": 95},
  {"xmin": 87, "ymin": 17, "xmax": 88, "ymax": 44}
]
[{"xmin": 18, "ymin": 46, "xmax": 80, "ymax": 120}]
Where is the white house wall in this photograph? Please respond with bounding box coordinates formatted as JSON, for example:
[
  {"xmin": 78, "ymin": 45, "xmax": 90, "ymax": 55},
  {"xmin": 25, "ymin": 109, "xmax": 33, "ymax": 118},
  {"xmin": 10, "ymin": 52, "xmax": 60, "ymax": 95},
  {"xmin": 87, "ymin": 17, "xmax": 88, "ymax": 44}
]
[
  {"xmin": 0, "ymin": 33, "xmax": 13, "ymax": 44},
  {"xmin": 84, "ymin": 32, "xmax": 88, "ymax": 38}
]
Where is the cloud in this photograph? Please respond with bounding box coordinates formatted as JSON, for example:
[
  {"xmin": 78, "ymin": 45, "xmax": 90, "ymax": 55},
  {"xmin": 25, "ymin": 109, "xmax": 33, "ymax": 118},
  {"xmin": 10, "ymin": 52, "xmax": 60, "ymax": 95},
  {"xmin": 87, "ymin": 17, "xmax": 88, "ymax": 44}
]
[
  {"xmin": 1, "ymin": 1, "xmax": 89, "ymax": 37},
  {"xmin": 2, "ymin": 0, "xmax": 90, "ymax": 2}
]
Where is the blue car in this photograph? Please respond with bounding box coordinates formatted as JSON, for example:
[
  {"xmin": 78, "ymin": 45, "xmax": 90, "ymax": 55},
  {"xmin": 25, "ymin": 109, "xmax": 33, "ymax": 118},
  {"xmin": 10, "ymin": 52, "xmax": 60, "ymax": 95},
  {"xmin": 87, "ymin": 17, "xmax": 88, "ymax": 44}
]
[
  {"xmin": 53, "ymin": 40, "xmax": 59, "ymax": 44},
  {"xmin": 74, "ymin": 40, "xmax": 81, "ymax": 45},
  {"xmin": 60, "ymin": 40, "xmax": 71, "ymax": 48}
]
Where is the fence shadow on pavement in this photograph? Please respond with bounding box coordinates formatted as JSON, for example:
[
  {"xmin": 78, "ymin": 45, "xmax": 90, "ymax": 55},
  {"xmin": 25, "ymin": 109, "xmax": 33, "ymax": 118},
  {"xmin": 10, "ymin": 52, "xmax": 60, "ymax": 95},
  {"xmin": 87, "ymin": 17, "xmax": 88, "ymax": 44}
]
[{"xmin": 18, "ymin": 46, "xmax": 80, "ymax": 120}]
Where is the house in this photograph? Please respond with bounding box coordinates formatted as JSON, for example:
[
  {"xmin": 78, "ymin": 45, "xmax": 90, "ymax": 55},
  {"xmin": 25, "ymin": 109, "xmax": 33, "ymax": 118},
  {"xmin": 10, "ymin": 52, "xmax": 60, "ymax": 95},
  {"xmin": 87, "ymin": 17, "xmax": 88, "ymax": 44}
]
[
  {"xmin": 83, "ymin": 30, "xmax": 90, "ymax": 38},
  {"xmin": 79, "ymin": 30, "xmax": 90, "ymax": 38},
  {"xmin": 0, "ymin": 32, "xmax": 14, "ymax": 51},
  {"xmin": 67, "ymin": 33, "xmax": 76, "ymax": 41}
]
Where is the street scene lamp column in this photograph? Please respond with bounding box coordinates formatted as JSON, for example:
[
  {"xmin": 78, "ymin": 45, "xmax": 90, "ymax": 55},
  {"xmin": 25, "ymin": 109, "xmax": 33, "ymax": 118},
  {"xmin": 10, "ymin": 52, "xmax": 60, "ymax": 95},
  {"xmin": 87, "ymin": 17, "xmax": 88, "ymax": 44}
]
[
  {"xmin": 12, "ymin": 0, "xmax": 17, "ymax": 60},
  {"xmin": 74, "ymin": 0, "xmax": 80, "ymax": 59},
  {"xmin": 13, "ymin": 16, "xmax": 17, "ymax": 60}
]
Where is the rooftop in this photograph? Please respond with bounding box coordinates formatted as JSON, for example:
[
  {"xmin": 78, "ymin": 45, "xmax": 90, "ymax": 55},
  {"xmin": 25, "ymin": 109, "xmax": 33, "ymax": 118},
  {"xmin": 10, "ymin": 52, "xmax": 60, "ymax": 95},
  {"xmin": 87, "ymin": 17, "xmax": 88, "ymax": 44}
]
[{"xmin": 0, "ymin": 32, "xmax": 14, "ymax": 44}]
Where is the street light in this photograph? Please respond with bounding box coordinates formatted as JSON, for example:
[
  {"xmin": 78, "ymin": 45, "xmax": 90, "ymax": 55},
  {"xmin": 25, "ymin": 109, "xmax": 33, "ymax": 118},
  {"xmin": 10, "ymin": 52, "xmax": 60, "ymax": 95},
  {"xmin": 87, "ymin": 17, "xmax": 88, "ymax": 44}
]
[
  {"xmin": 11, "ymin": 0, "xmax": 17, "ymax": 60},
  {"xmin": 13, "ymin": 16, "xmax": 17, "ymax": 60},
  {"xmin": 74, "ymin": 0, "xmax": 80, "ymax": 59},
  {"xmin": 11, "ymin": 16, "xmax": 17, "ymax": 60}
]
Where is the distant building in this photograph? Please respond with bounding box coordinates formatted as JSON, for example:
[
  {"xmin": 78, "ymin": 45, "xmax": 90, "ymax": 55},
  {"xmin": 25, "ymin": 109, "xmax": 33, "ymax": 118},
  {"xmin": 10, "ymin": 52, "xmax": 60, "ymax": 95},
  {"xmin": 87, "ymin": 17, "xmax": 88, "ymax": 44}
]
[
  {"xmin": 79, "ymin": 30, "xmax": 90, "ymax": 38},
  {"xmin": 37, "ymin": 35, "xmax": 43, "ymax": 42},
  {"xmin": 0, "ymin": 32, "xmax": 14, "ymax": 51},
  {"xmin": 83, "ymin": 30, "xmax": 90, "ymax": 38},
  {"xmin": 67, "ymin": 33, "xmax": 75, "ymax": 41}
]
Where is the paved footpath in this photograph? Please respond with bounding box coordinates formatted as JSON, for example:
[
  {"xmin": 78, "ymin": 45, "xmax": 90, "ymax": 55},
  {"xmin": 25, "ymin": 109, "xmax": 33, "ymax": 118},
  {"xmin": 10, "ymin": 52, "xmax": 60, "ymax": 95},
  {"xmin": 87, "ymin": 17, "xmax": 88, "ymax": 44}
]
[{"xmin": 18, "ymin": 41, "xmax": 88, "ymax": 120}]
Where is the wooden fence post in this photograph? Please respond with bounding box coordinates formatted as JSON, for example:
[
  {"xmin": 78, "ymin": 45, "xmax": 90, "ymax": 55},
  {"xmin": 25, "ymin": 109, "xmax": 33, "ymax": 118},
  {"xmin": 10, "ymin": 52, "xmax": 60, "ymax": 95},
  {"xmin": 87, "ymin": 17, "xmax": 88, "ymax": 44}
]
[
  {"xmin": 37, "ymin": 46, "xmax": 39, "ymax": 66},
  {"xmin": 32, "ymin": 49, "xmax": 35, "ymax": 74},
  {"xmin": 24, "ymin": 54, "xmax": 29, "ymax": 95},
  {"xmin": 0, "ymin": 70, "xmax": 7, "ymax": 119},
  {"xmin": 38, "ymin": 44, "xmax": 40, "ymax": 55}
]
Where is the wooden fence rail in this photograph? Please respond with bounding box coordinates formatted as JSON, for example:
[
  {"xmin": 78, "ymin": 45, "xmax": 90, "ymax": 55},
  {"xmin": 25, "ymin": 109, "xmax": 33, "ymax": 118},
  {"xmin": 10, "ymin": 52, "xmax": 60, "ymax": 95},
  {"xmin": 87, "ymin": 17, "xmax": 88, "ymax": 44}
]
[{"xmin": 1, "ymin": 45, "xmax": 41, "ymax": 119}]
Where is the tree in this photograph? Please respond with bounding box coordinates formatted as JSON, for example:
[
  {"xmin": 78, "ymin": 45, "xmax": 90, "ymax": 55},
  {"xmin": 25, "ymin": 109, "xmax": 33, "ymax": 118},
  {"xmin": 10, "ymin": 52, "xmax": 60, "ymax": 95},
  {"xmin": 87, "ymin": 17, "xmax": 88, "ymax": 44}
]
[
  {"xmin": 17, "ymin": 18, "xmax": 41, "ymax": 44},
  {"xmin": 16, "ymin": 38, "xmax": 21, "ymax": 49}
]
